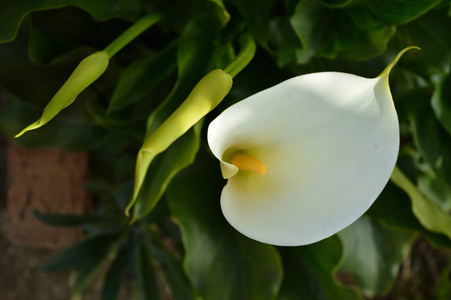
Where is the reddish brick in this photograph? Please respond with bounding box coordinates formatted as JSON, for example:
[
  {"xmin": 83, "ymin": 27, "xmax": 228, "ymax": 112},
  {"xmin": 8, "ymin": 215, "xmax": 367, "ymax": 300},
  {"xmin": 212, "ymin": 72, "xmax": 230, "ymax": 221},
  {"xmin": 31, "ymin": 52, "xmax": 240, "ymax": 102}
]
[{"xmin": 7, "ymin": 144, "xmax": 87, "ymax": 249}]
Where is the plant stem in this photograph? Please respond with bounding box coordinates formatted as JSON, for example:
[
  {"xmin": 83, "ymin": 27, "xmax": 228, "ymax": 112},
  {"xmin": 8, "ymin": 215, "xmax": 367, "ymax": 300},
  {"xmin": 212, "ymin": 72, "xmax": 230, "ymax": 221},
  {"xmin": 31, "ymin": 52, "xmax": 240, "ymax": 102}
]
[
  {"xmin": 104, "ymin": 10, "xmax": 165, "ymax": 58},
  {"xmin": 224, "ymin": 32, "xmax": 256, "ymax": 78}
]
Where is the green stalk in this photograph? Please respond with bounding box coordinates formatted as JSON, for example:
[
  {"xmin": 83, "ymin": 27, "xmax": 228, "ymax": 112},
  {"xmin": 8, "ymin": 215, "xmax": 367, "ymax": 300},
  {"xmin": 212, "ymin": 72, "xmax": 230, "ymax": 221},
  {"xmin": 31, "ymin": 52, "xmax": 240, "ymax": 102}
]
[
  {"xmin": 224, "ymin": 33, "xmax": 256, "ymax": 78},
  {"xmin": 104, "ymin": 11, "xmax": 165, "ymax": 58}
]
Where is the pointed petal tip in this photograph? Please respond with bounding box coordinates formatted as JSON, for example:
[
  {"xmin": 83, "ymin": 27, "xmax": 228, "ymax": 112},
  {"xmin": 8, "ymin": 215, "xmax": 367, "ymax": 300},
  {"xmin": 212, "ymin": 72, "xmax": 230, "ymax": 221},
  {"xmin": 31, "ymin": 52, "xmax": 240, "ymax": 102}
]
[{"xmin": 378, "ymin": 46, "xmax": 421, "ymax": 78}]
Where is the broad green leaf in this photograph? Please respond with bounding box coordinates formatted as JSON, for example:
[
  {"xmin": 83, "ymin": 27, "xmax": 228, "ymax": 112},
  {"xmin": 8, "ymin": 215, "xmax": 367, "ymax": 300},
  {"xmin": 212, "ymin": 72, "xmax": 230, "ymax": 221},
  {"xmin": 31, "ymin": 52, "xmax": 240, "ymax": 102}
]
[
  {"xmin": 145, "ymin": 12, "xmax": 222, "ymax": 138},
  {"xmin": 289, "ymin": 0, "xmax": 438, "ymax": 63},
  {"xmin": 391, "ymin": 167, "xmax": 451, "ymax": 240},
  {"xmin": 418, "ymin": 174, "xmax": 451, "ymax": 213},
  {"xmin": 345, "ymin": 0, "xmax": 440, "ymax": 28},
  {"xmin": 432, "ymin": 71, "xmax": 451, "ymax": 136},
  {"xmin": 0, "ymin": 0, "xmax": 146, "ymax": 42},
  {"xmin": 209, "ymin": 41, "xmax": 235, "ymax": 71},
  {"xmin": 27, "ymin": 21, "xmax": 68, "ymax": 66},
  {"xmin": 128, "ymin": 68, "xmax": 233, "ymax": 218},
  {"xmin": 338, "ymin": 217, "xmax": 415, "ymax": 297},
  {"xmin": 108, "ymin": 41, "xmax": 177, "ymax": 113},
  {"xmin": 33, "ymin": 210, "xmax": 99, "ymax": 227},
  {"xmin": 209, "ymin": 0, "xmax": 231, "ymax": 26},
  {"xmin": 367, "ymin": 182, "xmax": 451, "ymax": 249},
  {"xmin": 268, "ymin": 16, "xmax": 303, "ymax": 68},
  {"xmin": 27, "ymin": 7, "xmax": 136, "ymax": 65},
  {"xmin": 71, "ymin": 256, "xmax": 107, "ymax": 296},
  {"xmin": 290, "ymin": 0, "xmax": 394, "ymax": 63},
  {"xmin": 407, "ymin": 90, "xmax": 451, "ymax": 194},
  {"xmin": 148, "ymin": 231, "xmax": 196, "ymax": 300},
  {"xmin": 41, "ymin": 233, "xmax": 119, "ymax": 271},
  {"xmin": 102, "ymin": 247, "xmax": 129, "ymax": 300},
  {"xmin": 167, "ymin": 152, "xmax": 283, "ymax": 300},
  {"xmin": 277, "ymin": 236, "xmax": 361, "ymax": 300},
  {"xmin": 86, "ymin": 98, "xmax": 145, "ymax": 141},
  {"xmin": 232, "ymin": 0, "xmax": 273, "ymax": 45},
  {"xmin": 132, "ymin": 124, "xmax": 202, "ymax": 221},
  {"xmin": 128, "ymin": 11, "xmax": 223, "ymax": 220},
  {"xmin": 131, "ymin": 242, "xmax": 161, "ymax": 300},
  {"xmin": 163, "ymin": 0, "xmax": 206, "ymax": 32},
  {"xmin": 395, "ymin": 8, "xmax": 451, "ymax": 74},
  {"xmin": 319, "ymin": 0, "xmax": 352, "ymax": 8},
  {"xmin": 0, "ymin": 41, "xmax": 96, "ymax": 107}
]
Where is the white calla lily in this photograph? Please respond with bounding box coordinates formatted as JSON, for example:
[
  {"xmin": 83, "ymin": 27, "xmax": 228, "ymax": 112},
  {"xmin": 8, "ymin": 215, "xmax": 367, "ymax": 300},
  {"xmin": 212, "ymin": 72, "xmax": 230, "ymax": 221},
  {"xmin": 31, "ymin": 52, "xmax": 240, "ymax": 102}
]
[{"xmin": 207, "ymin": 47, "xmax": 419, "ymax": 246}]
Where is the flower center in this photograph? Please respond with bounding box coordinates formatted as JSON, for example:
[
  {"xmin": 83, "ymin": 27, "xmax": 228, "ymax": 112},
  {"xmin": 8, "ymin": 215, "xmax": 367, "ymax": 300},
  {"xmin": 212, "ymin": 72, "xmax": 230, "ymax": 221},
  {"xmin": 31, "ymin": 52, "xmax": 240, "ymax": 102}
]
[{"xmin": 230, "ymin": 152, "xmax": 266, "ymax": 175}]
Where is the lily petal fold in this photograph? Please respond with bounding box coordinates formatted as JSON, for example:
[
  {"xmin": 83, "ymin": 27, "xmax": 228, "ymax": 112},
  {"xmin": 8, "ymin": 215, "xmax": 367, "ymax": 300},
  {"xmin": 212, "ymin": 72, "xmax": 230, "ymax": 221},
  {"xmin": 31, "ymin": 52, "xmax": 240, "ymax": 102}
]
[{"xmin": 207, "ymin": 47, "xmax": 419, "ymax": 246}]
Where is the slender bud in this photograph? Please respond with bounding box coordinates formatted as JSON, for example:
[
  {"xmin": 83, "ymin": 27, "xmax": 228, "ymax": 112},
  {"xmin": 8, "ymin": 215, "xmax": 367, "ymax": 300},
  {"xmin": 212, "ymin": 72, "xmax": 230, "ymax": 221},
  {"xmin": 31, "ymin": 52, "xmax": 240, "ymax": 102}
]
[{"xmin": 15, "ymin": 51, "xmax": 109, "ymax": 138}]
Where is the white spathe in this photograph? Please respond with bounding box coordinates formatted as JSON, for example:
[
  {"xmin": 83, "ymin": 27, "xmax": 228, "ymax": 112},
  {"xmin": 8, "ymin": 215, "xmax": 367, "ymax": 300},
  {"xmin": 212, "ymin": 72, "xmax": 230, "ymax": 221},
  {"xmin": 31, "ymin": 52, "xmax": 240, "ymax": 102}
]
[{"xmin": 207, "ymin": 48, "xmax": 417, "ymax": 246}]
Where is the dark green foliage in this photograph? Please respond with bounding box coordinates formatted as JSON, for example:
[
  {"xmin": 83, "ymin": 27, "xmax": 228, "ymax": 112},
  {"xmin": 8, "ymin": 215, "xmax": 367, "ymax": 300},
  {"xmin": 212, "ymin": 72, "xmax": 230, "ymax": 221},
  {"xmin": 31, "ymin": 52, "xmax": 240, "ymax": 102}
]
[{"xmin": 1, "ymin": 0, "xmax": 451, "ymax": 299}]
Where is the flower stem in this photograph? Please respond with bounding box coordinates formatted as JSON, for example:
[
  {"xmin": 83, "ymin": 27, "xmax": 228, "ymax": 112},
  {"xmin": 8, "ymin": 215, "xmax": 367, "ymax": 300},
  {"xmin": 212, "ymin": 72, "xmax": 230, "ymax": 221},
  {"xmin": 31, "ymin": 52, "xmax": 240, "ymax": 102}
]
[
  {"xmin": 104, "ymin": 10, "xmax": 165, "ymax": 58},
  {"xmin": 224, "ymin": 32, "xmax": 256, "ymax": 78}
]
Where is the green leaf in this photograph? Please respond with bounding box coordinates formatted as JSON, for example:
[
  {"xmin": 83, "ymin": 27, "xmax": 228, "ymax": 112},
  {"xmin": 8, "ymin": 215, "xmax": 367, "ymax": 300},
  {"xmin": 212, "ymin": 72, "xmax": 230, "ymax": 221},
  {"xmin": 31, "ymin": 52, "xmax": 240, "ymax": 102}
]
[
  {"xmin": 132, "ymin": 124, "xmax": 202, "ymax": 221},
  {"xmin": 27, "ymin": 21, "xmax": 69, "ymax": 66},
  {"xmin": 145, "ymin": 12, "xmax": 221, "ymax": 138},
  {"xmin": 148, "ymin": 231, "xmax": 196, "ymax": 300},
  {"xmin": 86, "ymin": 98, "xmax": 145, "ymax": 141},
  {"xmin": 290, "ymin": 0, "xmax": 394, "ymax": 63},
  {"xmin": 337, "ymin": 216, "xmax": 415, "ymax": 297},
  {"xmin": 163, "ymin": 0, "xmax": 206, "ymax": 32},
  {"xmin": 131, "ymin": 242, "xmax": 161, "ymax": 300},
  {"xmin": 27, "ymin": 7, "xmax": 135, "ymax": 64},
  {"xmin": 277, "ymin": 236, "xmax": 361, "ymax": 300},
  {"xmin": 0, "ymin": 42, "xmax": 94, "ymax": 107},
  {"xmin": 209, "ymin": 0, "xmax": 231, "ymax": 26},
  {"xmin": 108, "ymin": 41, "xmax": 177, "ymax": 113},
  {"xmin": 33, "ymin": 210, "xmax": 99, "ymax": 227},
  {"xmin": 209, "ymin": 41, "xmax": 235, "ymax": 71},
  {"xmin": 0, "ymin": 0, "xmax": 146, "ymax": 42},
  {"xmin": 407, "ymin": 90, "xmax": 451, "ymax": 196},
  {"xmin": 41, "ymin": 233, "xmax": 118, "ymax": 271},
  {"xmin": 268, "ymin": 16, "xmax": 303, "ymax": 68},
  {"xmin": 319, "ymin": 0, "xmax": 352, "ymax": 8},
  {"xmin": 432, "ymin": 71, "xmax": 451, "ymax": 136},
  {"xmin": 345, "ymin": 0, "xmax": 440, "ymax": 28},
  {"xmin": 418, "ymin": 173, "xmax": 451, "ymax": 213},
  {"xmin": 233, "ymin": 0, "xmax": 273, "ymax": 45},
  {"xmin": 289, "ymin": 0, "xmax": 438, "ymax": 64},
  {"xmin": 71, "ymin": 256, "xmax": 107, "ymax": 296},
  {"xmin": 391, "ymin": 167, "xmax": 451, "ymax": 240},
  {"xmin": 167, "ymin": 152, "xmax": 283, "ymax": 300},
  {"xmin": 129, "ymin": 11, "xmax": 223, "ymax": 220},
  {"xmin": 102, "ymin": 247, "xmax": 129, "ymax": 300},
  {"xmin": 395, "ymin": 8, "xmax": 451, "ymax": 74},
  {"xmin": 367, "ymin": 182, "xmax": 451, "ymax": 248}
]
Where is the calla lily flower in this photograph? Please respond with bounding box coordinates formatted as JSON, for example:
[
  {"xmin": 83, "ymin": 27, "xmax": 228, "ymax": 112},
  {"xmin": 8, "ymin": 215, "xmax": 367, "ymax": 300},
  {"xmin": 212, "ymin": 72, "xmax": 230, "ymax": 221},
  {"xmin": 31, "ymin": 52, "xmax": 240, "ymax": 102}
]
[{"xmin": 207, "ymin": 47, "xmax": 419, "ymax": 246}]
